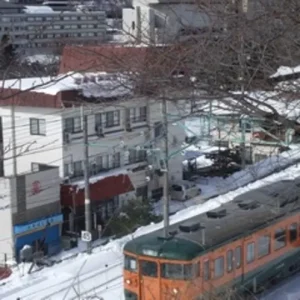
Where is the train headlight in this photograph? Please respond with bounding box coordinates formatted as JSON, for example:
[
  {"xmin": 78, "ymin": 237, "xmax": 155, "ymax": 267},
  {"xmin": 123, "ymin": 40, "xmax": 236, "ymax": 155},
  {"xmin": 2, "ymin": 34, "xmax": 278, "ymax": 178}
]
[
  {"xmin": 173, "ymin": 288, "xmax": 179, "ymax": 294},
  {"xmin": 126, "ymin": 279, "xmax": 131, "ymax": 285}
]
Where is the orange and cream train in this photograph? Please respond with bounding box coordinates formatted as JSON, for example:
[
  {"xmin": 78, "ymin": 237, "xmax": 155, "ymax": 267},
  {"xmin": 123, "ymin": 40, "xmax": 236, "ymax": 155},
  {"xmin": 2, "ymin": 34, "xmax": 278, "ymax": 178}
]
[{"xmin": 123, "ymin": 179, "xmax": 300, "ymax": 300}]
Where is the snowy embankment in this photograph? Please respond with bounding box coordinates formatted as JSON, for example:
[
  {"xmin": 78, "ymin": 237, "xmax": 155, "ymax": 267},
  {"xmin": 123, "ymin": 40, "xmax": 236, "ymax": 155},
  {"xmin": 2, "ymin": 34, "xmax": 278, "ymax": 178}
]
[{"xmin": 2, "ymin": 148, "xmax": 300, "ymax": 299}]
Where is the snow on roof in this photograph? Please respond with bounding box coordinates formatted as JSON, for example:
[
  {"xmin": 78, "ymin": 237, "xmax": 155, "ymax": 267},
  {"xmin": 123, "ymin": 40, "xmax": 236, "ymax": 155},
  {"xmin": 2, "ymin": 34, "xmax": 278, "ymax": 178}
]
[
  {"xmin": 0, "ymin": 72, "xmax": 133, "ymax": 98},
  {"xmin": 70, "ymin": 168, "xmax": 128, "ymax": 191},
  {"xmin": 271, "ymin": 65, "xmax": 300, "ymax": 78},
  {"xmin": 23, "ymin": 5, "xmax": 54, "ymax": 13},
  {"xmin": 2, "ymin": 147, "xmax": 300, "ymax": 299},
  {"xmin": 197, "ymin": 91, "xmax": 300, "ymax": 120}
]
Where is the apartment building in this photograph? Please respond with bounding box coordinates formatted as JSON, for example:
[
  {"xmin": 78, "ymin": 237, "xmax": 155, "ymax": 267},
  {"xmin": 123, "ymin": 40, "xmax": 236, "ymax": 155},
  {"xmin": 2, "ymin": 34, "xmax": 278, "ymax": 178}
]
[
  {"xmin": 0, "ymin": 72, "xmax": 184, "ymax": 236},
  {"xmin": 0, "ymin": 6, "xmax": 106, "ymax": 48}
]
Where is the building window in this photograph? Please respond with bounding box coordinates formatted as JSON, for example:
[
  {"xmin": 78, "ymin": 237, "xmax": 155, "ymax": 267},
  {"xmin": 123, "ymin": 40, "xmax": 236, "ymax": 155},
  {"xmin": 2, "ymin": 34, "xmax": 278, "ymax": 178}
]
[
  {"xmin": 214, "ymin": 256, "xmax": 224, "ymax": 279},
  {"xmin": 105, "ymin": 111, "xmax": 120, "ymax": 128},
  {"xmin": 64, "ymin": 117, "xmax": 82, "ymax": 133},
  {"xmin": 246, "ymin": 242, "xmax": 255, "ymax": 263},
  {"xmin": 131, "ymin": 106, "xmax": 147, "ymax": 123},
  {"xmin": 258, "ymin": 235, "xmax": 271, "ymax": 258},
  {"xmin": 235, "ymin": 246, "xmax": 241, "ymax": 268},
  {"xmin": 64, "ymin": 163, "xmax": 70, "ymax": 177},
  {"xmin": 203, "ymin": 260, "xmax": 210, "ymax": 281},
  {"xmin": 274, "ymin": 227, "xmax": 286, "ymax": 250},
  {"xmin": 227, "ymin": 250, "xmax": 233, "ymax": 273},
  {"xmin": 112, "ymin": 152, "xmax": 121, "ymax": 168},
  {"xmin": 31, "ymin": 163, "xmax": 39, "ymax": 172},
  {"xmin": 95, "ymin": 113, "xmax": 102, "ymax": 126},
  {"xmin": 128, "ymin": 149, "xmax": 147, "ymax": 164},
  {"xmin": 30, "ymin": 118, "xmax": 46, "ymax": 135},
  {"xmin": 73, "ymin": 161, "xmax": 83, "ymax": 177},
  {"xmin": 289, "ymin": 223, "xmax": 298, "ymax": 242},
  {"xmin": 154, "ymin": 122, "xmax": 164, "ymax": 138}
]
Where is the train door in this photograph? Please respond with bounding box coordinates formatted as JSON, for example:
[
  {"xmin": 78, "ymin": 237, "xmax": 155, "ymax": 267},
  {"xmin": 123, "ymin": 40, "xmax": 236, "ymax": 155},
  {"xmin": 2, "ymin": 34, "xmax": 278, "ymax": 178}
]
[{"xmin": 139, "ymin": 259, "xmax": 160, "ymax": 300}]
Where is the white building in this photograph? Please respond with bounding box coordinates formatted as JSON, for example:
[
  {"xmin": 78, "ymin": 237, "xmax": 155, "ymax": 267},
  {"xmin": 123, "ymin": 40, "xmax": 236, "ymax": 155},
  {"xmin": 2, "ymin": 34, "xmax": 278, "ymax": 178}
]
[
  {"xmin": 0, "ymin": 72, "xmax": 185, "ymax": 234},
  {"xmin": 122, "ymin": 0, "xmax": 211, "ymax": 44},
  {"xmin": 0, "ymin": 166, "xmax": 62, "ymax": 263},
  {"xmin": 122, "ymin": 0, "xmax": 256, "ymax": 44},
  {"xmin": 0, "ymin": 8, "xmax": 106, "ymax": 48}
]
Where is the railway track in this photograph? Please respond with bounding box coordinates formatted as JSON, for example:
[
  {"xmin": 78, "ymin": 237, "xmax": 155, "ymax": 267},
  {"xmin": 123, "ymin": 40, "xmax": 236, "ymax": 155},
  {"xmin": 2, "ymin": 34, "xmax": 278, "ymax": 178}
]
[{"xmin": 5, "ymin": 260, "xmax": 123, "ymax": 300}]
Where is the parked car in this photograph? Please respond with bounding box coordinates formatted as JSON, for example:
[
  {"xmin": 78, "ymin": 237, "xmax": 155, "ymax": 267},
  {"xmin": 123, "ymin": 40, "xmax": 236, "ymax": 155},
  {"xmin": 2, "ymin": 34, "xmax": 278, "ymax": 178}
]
[{"xmin": 170, "ymin": 181, "xmax": 201, "ymax": 201}]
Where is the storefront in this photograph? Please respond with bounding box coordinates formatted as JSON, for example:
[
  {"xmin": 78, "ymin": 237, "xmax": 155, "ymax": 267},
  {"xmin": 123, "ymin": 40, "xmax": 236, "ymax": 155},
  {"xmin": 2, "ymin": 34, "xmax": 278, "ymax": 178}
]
[{"xmin": 14, "ymin": 214, "xmax": 63, "ymax": 261}]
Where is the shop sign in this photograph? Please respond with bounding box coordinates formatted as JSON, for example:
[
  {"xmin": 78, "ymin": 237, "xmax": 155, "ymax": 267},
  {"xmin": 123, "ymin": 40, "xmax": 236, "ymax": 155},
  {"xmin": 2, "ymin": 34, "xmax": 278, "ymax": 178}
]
[{"xmin": 14, "ymin": 214, "xmax": 63, "ymax": 235}]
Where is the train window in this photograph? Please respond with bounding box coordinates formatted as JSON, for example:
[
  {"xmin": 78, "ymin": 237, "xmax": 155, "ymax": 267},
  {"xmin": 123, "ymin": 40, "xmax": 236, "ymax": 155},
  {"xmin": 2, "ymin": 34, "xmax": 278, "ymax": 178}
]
[
  {"xmin": 246, "ymin": 242, "xmax": 255, "ymax": 264},
  {"xmin": 289, "ymin": 223, "xmax": 297, "ymax": 242},
  {"xmin": 274, "ymin": 227, "xmax": 286, "ymax": 250},
  {"xmin": 258, "ymin": 235, "xmax": 271, "ymax": 258},
  {"xmin": 194, "ymin": 262, "xmax": 200, "ymax": 277},
  {"xmin": 203, "ymin": 260, "xmax": 210, "ymax": 281},
  {"xmin": 140, "ymin": 260, "xmax": 158, "ymax": 277},
  {"xmin": 214, "ymin": 256, "xmax": 224, "ymax": 279},
  {"xmin": 161, "ymin": 263, "xmax": 193, "ymax": 280},
  {"xmin": 124, "ymin": 255, "xmax": 137, "ymax": 272},
  {"xmin": 227, "ymin": 250, "xmax": 233, "ymax": 273},
  {"xmin": 235, "ymin": 246, "xmax": 241, "ymax": 269}
]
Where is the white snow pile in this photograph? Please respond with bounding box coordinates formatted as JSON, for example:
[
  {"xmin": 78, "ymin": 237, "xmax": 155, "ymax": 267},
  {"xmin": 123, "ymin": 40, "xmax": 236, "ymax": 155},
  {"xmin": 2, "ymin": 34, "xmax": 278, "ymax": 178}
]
[
  {"xmin": 71, "ymin": 168, "xmax": 128, "ymax": 191},
  {"xmin": 270, "ymin": 65, "xmax": 300, "ymax": 78}
]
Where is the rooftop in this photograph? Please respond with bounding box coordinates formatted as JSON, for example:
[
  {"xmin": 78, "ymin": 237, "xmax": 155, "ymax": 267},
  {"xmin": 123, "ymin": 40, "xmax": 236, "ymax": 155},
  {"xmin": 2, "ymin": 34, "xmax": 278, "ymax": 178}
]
[{"xmin": 124, "ymin": 178, "xmax": 300, "ymax": 260}]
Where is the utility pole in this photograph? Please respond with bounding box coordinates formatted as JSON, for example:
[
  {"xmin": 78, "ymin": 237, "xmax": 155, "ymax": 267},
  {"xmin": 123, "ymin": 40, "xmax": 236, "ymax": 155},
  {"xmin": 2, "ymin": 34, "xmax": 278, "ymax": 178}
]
[
  {"xmin": 11, "ymin": 101, "xmax": 17, "ymax": 176},
  {"xmin": 240, "ymin": 118, "xmax": 246, "ymax": 169},
  {"xmin": 162, "ymin": 98, "xmax": 169, "ymax": 238},
  {"xmin": 237, "ymin": 0, "xmax": 246, "ymax": 170},
  {"xmin": 82, "ymin": 107, "xmax": 92, "ymax": 254}
]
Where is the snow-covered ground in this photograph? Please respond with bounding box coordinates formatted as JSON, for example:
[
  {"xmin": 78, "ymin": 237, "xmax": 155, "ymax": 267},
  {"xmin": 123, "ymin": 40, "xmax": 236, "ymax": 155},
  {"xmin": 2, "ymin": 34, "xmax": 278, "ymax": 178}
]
[
  {"xmin": 2, "ymin": 146, "xmax": 300, "ymax": 299},
  {"xmin": 260, "ymin": 272, "xmax": 300, "ymax": 300}
]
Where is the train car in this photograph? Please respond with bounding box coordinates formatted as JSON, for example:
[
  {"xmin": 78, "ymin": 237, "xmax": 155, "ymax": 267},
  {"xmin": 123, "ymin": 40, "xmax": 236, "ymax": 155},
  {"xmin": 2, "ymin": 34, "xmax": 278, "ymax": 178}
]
[{"xmin": 123, "ymin": 179, "xmax": 300, "ymax": 300}]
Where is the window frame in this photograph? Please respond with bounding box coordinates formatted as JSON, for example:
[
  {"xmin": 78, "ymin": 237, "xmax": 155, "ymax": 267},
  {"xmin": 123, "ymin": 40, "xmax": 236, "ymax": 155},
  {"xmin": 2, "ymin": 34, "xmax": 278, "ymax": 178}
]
[
  {"xmin": 30, "ymin": 118, "xmax": 46, "ymax": 136},
  {"xmin": 203, "ymin": 260, "xmax": 210, "ymax": 281},
  {"xmin": 64, "ymin": 117, "xmax": 82, "ymax": 134},
  {"xmin": 235, "ymin": 246, "xmax": 241, "ymax": 269},
  {"xmin": 161, "ymin": 263, "xmax": 193, "ymax": 280},
  {"xmin": 274, "ymin": 227, "xmax": 287, "ymax": 250},
  {"xmin": 289, "ymin": 223, "xmax": 298, "ymax": 243},
  {"xmin": 105, "ymin": 111, "xmax": 120, "ymax": 128},
  {"xmin": 214, "ymin": 256, "xmax": 224, "ymax": 279},
  {"xmin": 226, "ymin": 250, "xmax": 233, "ymax": 273},
  {"xmin": 258, "ymin": 235, "xmax": 271, "ymax": 258},
  {"xmin": 124, "ymin": 255, "xmax": 137, "ymax": 273},
  {"xmin": 246, "ymin": 242, "xmax": 255, "ymax": 264}
]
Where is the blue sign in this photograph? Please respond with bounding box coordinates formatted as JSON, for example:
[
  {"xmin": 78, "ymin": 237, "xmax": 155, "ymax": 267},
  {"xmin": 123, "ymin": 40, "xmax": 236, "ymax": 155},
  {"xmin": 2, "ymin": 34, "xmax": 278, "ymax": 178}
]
[{"xmin": 14, "ymin": 214, "xmax": 63, "ymax": 236}]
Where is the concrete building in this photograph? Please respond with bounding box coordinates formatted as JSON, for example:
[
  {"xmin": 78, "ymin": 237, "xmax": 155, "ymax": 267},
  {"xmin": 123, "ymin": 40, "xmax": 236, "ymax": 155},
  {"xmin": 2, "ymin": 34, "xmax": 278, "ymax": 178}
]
[
  {"xmin": 0, "ymin": 71, "xmax": 185, "ymax": 236},
  {"xmin": 0, "ymin": 166, "xmax": 62, "ymax": 263},
  {"xmin": 0, "ymin": 6, "xmax": 106, "ymax": 48}
]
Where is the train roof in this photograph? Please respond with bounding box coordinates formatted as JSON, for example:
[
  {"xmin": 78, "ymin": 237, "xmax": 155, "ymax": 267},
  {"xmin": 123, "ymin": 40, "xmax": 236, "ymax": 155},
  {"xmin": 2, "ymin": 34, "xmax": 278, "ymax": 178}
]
[{"xmin": 124, "ymin": 179, "xmax": 300, "ymax": 261}]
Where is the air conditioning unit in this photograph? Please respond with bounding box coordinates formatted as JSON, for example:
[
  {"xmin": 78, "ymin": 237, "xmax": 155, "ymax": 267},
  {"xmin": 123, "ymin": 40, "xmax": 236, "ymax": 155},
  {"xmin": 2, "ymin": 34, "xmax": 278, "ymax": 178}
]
[
  {"xmin": 63, "ymin": 131, "xmax": 71, "ymax": 144},
  {"xmin": 95, "ymin": 125, "xmax": 104, "ymax": 137}
]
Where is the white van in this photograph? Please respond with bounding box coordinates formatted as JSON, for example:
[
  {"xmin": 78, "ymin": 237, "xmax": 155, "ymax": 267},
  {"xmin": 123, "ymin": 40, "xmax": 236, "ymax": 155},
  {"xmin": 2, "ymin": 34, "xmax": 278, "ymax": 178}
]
[{"xmin": 170, "ymin": 181, "xmax": 201, "ymax": 201}]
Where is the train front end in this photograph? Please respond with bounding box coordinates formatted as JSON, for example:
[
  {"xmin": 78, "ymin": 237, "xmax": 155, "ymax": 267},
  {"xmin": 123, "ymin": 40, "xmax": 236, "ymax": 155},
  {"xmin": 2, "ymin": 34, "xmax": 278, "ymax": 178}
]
[{"xmin": 123, "ymin": 234, "xmax": 203, "ymax": 300}]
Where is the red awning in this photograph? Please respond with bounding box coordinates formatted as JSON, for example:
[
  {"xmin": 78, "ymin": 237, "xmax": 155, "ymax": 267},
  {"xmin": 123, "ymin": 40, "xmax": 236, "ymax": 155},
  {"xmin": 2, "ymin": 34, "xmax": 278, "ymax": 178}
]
[{"xmin": 61, "ymin": 173, "xmax": 134, "ymax": 207}]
